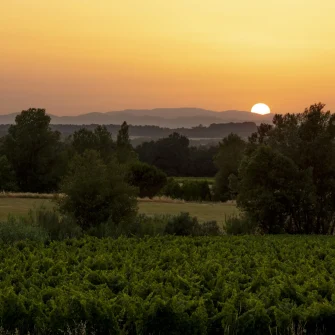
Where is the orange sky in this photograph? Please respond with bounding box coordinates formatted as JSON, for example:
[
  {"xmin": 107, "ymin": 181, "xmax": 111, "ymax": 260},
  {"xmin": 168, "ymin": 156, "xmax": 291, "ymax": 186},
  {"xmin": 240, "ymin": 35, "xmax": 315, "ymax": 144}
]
[{"xmin": 1, "ymin": 0, "xmax": 335, "ymax": 116}]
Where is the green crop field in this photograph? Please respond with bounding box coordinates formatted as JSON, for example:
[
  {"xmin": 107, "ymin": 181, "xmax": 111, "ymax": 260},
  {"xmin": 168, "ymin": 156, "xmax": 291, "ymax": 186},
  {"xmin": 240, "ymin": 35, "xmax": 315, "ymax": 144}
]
[
  {"xmin": 0, "ymin": 197, "xmax": 237, "ymax": 222},
  {"xmin": 0, "ymin": 235, "xmax": 334, "ymax": 334}
]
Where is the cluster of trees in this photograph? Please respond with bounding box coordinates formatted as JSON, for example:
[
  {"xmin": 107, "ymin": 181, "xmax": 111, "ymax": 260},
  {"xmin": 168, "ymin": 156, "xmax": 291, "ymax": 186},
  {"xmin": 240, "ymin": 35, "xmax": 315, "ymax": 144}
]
[
  {"xmin": 0, "ymin": 109, "xmax": 162, "ymax": 187},
  {"xmin": 136, "ymin": 133, "xmax": 218, "ymax": 177},
  {"xmin": 0, "ymin": 109, "xmax": 218, "ymax": 195},
  {"xmin": 2, "ymin": 104, "xmax": 335, "ymax": 235},
  {"xmin": 0, "ymin": 109, "xmax": 171, "ymax": 229},
  {"xmin": 162, "ymin": 178, "xmax": 212, "ymax": 202},
  {"xmin": 215, "ymin": 103, "xmax": 335, "ymax": 234}
]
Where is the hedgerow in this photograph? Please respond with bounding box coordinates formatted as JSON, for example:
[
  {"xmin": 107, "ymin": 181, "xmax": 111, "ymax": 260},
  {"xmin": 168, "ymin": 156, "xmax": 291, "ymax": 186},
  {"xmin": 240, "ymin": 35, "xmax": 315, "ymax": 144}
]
[
  {"xmin": 0, "ymin": 236, "xmax": 335, "ymax": 334},
  {"xmin": 160, "ymin": 178, "xmax": 212, "ymax": 202}
]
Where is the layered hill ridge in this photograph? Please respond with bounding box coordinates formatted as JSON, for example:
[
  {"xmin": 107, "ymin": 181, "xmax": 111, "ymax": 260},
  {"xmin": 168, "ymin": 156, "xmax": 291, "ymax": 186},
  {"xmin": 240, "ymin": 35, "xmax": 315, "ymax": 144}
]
[{"xmin": 0, "ymin": 108, "xmax": 273, "ymax": 127}]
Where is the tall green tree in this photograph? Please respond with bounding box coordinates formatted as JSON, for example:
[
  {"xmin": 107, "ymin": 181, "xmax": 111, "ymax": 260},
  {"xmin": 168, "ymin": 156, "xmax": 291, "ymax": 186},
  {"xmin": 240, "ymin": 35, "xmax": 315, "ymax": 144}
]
[
  {"xmin": 238, "ymin": 103, "xmax": 335, "ymax": 234},
  {"xmin": 3, "ymin": 108, "xmax": 62, "ymax": 192},
  {"xmin": 136, "ymin": 137, "xmax": 218, "ymax": 177},
  {"xmin": 126, "ymin": 162, "xmax": 167, "ymax": 198},
  {"xmin": 58, "ymin": 150, "xmax": 137, "ymax": 229},
  {"xmin": 187, "ymin": 145, "xmax": 218, "ymax": 177},
  {"xmin": 136, "ymin": 132, "xmax": 190, "ymax": 176},
  {"xmin": 0, "ymin": 155, "xmax": 18, "ymax": 191},
  {"xmin": 72, "ymin": 128, "xmax": 98, "ymax": 154},
  {"xmin": 237, "ymin": 145, "xmax": 314, "ymax": 233},
  {"xmin": 213, "ymin": 133, "xmax": 246, "ymax": 201},
  {"xmin": 116, "ymin": 121, "xmax": 137, "ymax": 164},
  {"xmin": 72, "ymin": 125, "xmax": 115, "ymax": 162}
]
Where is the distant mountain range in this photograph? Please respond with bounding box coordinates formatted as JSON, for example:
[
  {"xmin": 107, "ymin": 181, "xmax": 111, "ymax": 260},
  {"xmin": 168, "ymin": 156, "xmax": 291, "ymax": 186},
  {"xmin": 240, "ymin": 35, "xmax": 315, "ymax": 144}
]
[{"xmin": 0, "ymin": 108, "xmax": 273, "ymax": 127}]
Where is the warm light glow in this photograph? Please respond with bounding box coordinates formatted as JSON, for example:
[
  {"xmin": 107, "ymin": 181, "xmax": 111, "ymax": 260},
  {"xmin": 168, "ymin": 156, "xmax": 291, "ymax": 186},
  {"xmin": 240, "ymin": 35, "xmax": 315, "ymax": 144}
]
[
  {"xmin": 1, "ymin": 1, "xmax": 335, "ymax": 115},
  {"xmin": 251, "ymin": 103, "xmax": 271, "ymax": 115}
]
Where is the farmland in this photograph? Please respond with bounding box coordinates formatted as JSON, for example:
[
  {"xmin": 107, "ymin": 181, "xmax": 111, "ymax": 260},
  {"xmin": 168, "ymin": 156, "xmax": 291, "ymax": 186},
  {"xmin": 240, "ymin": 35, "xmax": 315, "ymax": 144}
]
[
  {"xmin": 173, "ymin": 176, "xmax": 215, "ymax": 185},
  {"xmin": 0, "ymin": 197, "xmax": 238, "ymax": 223},
  {"xmin": 1, "ymin": 235, "xmax": 335, "ymax": 334},
  {"xmin": 0, "ymin": 106, "xmax": 334, "ymax": 334}
]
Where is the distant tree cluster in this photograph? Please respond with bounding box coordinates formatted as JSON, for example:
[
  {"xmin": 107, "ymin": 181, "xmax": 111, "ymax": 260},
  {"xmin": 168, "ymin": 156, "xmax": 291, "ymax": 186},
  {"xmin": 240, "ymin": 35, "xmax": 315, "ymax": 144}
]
[
  {"xmin": 136, "ymin": 133, "xmax": 218, "ymax": 177},
  {"xmin": 162, "ymin": 178, "xmax": 212, "ymax": 202},
  {"xmin": 213, "ymin": 133, "xmax": 246, "ymax": 201}
]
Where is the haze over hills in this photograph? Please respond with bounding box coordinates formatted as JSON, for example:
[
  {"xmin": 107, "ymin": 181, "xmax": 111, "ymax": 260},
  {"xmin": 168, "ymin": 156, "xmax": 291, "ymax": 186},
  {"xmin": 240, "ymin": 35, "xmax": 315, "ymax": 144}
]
[{"xmin": 0, "ymin": 108, "xmax": 273, "ymax": 127}]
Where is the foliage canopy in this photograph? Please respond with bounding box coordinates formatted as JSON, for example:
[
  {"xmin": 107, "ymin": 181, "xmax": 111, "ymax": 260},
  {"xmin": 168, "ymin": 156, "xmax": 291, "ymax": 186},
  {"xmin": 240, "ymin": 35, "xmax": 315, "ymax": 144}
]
[
  {"xmin": 58, "ymin": 150, "xmax": 137, "ymax": 229},
  {"xmin": 238, "ymin": 103, "xmax": 335, "ymax": 234}
]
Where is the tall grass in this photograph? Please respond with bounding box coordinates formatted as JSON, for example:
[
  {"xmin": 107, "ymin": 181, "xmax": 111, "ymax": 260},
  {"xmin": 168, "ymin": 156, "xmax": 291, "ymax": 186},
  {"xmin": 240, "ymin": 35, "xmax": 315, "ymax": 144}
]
[
  {"xmin": 224, "ymin": 214, "xmax": 259, "ymax": 235},
  {"xmin": 28, "ymin": 207, "xmax": 82, "ymax": 240},
  {"xmin": 0, "ymin": 215, "xmax": 48, "ymax": 243},
  {"xmin": 0, "ymin": 192, "xmax": 187, "ymax": 204},
  {"xmin": 0, "ymin": 192, "xmax": 63, "ymax": 199},
  {"xmin": 138, "ymin": 196, "xmax": 185, "ymax": 203},
  {"xmin": 0, "ymin": 207, "xmax": 82, "ymax": 244},
  {"xmin": 173, "ymin": 176, "xmax": 215, "ymax": 185}
]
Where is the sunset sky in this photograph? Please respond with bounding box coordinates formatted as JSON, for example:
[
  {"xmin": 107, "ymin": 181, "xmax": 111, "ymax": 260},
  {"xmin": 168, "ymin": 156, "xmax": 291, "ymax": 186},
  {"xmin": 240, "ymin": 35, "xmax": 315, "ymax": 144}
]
[{"xmin": 1, "ymin": 0, "xmax": 335, "ymax": 116}]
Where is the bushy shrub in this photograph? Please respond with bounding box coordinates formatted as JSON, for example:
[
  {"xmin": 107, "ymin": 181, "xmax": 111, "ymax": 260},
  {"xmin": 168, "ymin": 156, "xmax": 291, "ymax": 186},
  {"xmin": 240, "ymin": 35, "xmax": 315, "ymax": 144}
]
[
  {"xmin": 164, "ymin": 212, "xmax": 201, "ymax": 236},
  {"xmin": 89, "ymin": 214, "xmax": 171, "ymax": 238},
  {"xmin": 0, "ymin": 215, "xmax": 48, "ymax": 243},
  {"xmin": 131, "ymin": 214, "xmax": 169, "ymax": 237},
  {"xmin": 225, "ymin": 214, "xmax": 258, "ymax": 235},
  {"xmin": 58, "ymin": 150, "xmax": 137, "ymax": 230},
  {"xmin": 161, "ymin": 178, "xmax": 212, "ymax": 202},
  {"xmin": 200, "ymin": 220, "xmax": 222, "ymax": 236},
  {"xmin": 160, "ymin": 178, "xmax": 183, "ymax": 199},
  {"xmin": 28, "ymin": 207, "xmax": 82, "ymax": 240},
  {"xmin": 182, "ymin": 180, "xmax": 211, "ymax": 202},
  {"xmin": 127, "ymin": 162, "xmax": 167, "ymax": 198},
  {"xmin": 90, "ymin": 213, "xmax": 221, "ymax": 238},
  {"xmin": 0, "ymin": 207, "xmax": 82, "ymax": 243},
  {"xmin": 87, "ymin": 218, "xmax": 138, "ymax": 238}
]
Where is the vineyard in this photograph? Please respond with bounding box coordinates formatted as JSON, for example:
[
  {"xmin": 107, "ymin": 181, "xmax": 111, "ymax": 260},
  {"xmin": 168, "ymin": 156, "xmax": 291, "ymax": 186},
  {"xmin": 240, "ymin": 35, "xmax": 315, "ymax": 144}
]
[{"xmin": 1, "ymin": 236, "xmax": 335, "ymax": 334}]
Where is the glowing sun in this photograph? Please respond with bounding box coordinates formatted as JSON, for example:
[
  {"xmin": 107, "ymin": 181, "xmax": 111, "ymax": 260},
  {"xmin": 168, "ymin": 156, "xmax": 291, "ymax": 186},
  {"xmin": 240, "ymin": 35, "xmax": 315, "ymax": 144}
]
[{"xmin": 251, "ymin": 103, "xmax": 271, "ymax": 115}]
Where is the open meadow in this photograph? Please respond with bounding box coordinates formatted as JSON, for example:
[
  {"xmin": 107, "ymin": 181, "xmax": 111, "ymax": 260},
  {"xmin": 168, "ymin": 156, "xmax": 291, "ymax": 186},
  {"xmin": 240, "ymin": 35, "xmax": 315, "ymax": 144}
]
[
  {"xmin": 0, "ymin": 197, "xmax": 238, "ymax": 223},
  {"xmin": 173, "ymin": 176, "xmax": 215, "ymax": 184}
]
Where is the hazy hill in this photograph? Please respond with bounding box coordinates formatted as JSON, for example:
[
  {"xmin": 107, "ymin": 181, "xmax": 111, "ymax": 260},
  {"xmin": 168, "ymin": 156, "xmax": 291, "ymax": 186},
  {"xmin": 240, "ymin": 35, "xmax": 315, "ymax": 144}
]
[{"xmin": 0, "ymin": 108, "xmax": 273, "ymax": 127}]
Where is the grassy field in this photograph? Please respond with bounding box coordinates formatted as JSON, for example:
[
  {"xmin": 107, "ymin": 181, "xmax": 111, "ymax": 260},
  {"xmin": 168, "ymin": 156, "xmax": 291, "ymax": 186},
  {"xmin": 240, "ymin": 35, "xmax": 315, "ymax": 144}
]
[
  {"xmin": 0, "ymin": 197, "xmax": 237, "ymax": 222},
  {"xmin": 0, "ymin": 198, "xmax": 54, "ymax": 220},
  {"xmin": 138, "ymin": 201, "xmax": 237, "ymax": 222},
  {"xmin": 173, "ymin": 176, "xmax": 215, "ymax": 184}
]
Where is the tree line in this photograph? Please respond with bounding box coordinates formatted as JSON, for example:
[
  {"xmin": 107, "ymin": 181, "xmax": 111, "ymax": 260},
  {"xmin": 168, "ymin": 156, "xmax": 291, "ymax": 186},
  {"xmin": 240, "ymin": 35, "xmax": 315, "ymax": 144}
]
[
  {"xmin": 136, "ymin": 133, "xmax": 218, "ymax": 177},
  {"xmin": 0, "ymin": 109, "xmax": 219, "ymax": 195},
  {"xmin": 1, "ymin": 104, "xmax": 335, "ymax": 235}
]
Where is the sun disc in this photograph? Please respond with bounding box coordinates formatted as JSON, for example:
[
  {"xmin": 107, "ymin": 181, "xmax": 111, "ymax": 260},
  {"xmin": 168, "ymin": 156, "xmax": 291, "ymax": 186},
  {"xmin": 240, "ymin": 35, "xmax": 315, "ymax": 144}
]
[{"xmin": 251, "ymin": 103, "xmax": 271, "ymax": 115}]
